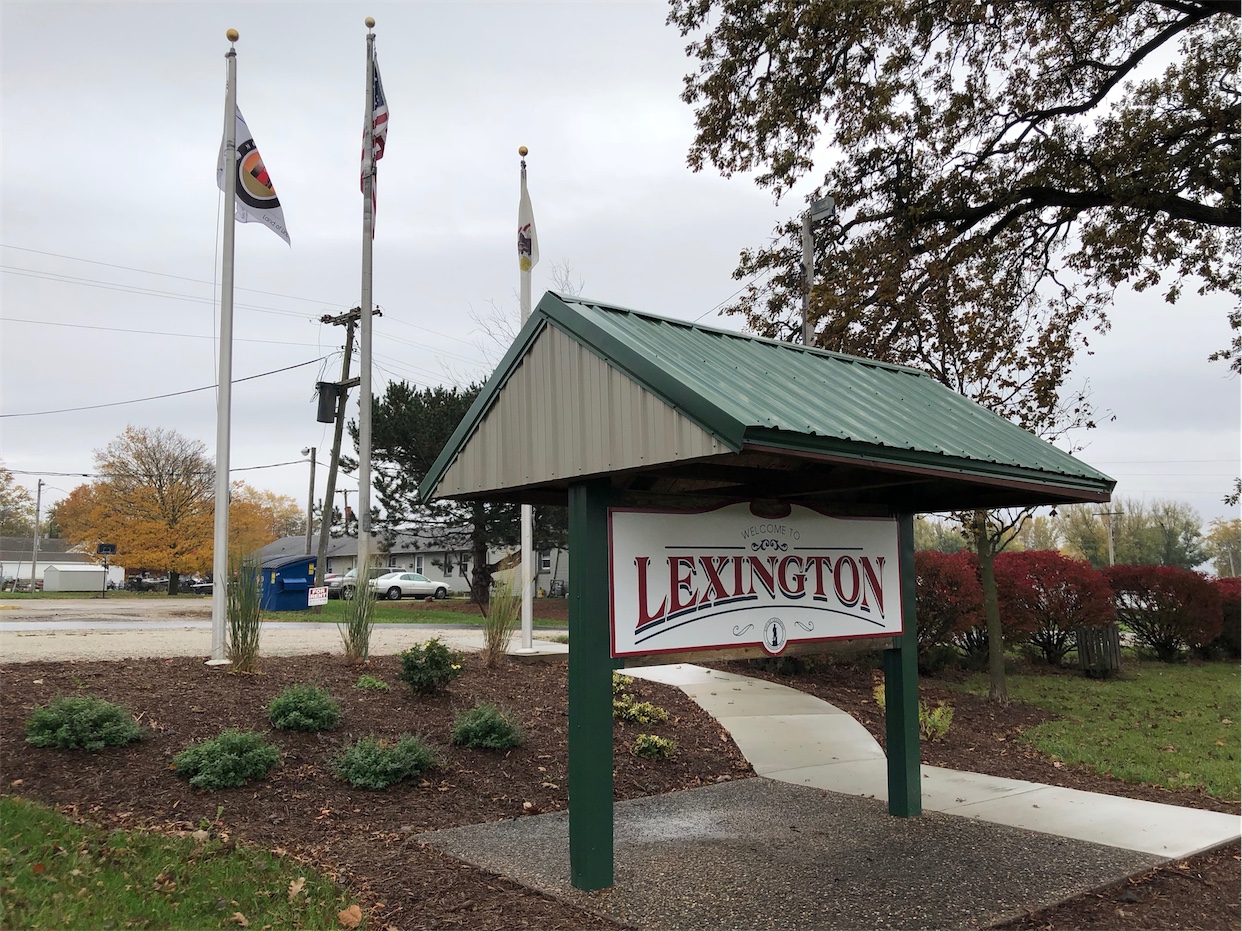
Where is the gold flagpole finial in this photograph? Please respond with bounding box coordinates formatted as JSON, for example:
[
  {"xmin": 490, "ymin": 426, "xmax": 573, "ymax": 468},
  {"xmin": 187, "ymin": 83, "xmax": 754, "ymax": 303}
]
[
  {"xmin": 518, "ymin": 146, "xmax": 529, "ymax": 157},
  {"xmin": 226, "ymin": 28, "xmax": 239, "ymax": 43},
  {"xmin": 365, "ymin": 16, "xmax": 375, "ymax": 29}
]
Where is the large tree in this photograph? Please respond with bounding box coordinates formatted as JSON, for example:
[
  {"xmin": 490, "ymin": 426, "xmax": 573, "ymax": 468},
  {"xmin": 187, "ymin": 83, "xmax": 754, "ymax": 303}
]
[
  {"xmin": 669, "ymin": 0, "xmax": 1240, "ymax": 364},
  {"xmin": 0, "ymin": 463, "xmax": 36, "ymax": 537},
  {"xmin": 1058, "ymin": 497, "xmax": 1208, "ymax": 569},
  {"xmin": 363, "ymin": 381, "xmax": 567, "ymax": 611}
]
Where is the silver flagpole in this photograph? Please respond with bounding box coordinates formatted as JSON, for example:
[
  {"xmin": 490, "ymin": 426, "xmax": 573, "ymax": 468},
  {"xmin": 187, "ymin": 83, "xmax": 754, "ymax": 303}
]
[
  {"xmin": 357, "ymin": 18, "xmax": 376, "ymax": 584},
  {"xmin": 209, "ymin": 28, "xmax": 240, "ymax": 665},
  {"xmin": 518, "ymin": 147, "xmax": 534, "ymax": 653}
]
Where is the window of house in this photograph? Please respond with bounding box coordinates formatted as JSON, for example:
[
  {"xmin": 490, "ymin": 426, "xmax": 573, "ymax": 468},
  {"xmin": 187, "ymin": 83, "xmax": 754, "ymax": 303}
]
[
  {"xmin": 540, "ymin": 550, "xmax": 551, "ymax": 572},
  {"xmin": 415, "ymin": 555, "xmax": 424, "ymax": 575},
  {"xmin": 443, "ymin": 552, "xmax": 454, "ymax": 577},
  {"xmin": 458, "ymin": 553, "xmax": 470, "ymax": 576}
]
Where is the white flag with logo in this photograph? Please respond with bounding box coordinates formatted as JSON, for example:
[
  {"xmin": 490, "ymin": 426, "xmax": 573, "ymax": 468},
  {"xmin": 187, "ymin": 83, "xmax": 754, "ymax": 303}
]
[
  {"xmin": 518, "ymin": 176, "xmax": 538, "ymax": 271},
  {"xmin": 216, "ymin": 107, "xmax": 290, "ymax": 245}
]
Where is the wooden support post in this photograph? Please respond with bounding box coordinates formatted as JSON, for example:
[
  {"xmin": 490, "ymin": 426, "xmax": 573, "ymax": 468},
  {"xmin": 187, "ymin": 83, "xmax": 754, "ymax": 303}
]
[
  {"xmin": 883, "ymin": 512, "xmax": 922, "ymax": 817},
  {"xmin": 567, "ymin": 480, "xmax": 614, "ymax": 890}
]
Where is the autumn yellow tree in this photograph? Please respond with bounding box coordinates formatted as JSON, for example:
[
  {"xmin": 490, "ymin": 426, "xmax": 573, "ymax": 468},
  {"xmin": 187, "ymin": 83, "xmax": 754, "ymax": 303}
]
[{"xmin": 229, "ymin": 483, "xmax": 302, "ymax": 556}]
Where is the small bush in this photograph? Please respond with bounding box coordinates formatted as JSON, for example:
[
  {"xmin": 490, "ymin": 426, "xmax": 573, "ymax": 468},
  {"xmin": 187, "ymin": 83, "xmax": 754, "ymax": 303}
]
[
  {"xmin": 613, "ymin": 693, "xmax": 670, "ymax": 725},
  {"xmin": 873, "ymin": 681, "xmax": 955, "ymax": 741},
  {"xmin": 172, "ymin": 730, "xmax": 279, "ymax": 790},
  {"xmin": 451, "ymin": 703, "xmax": 523, "ymax": 749},
  {"xmin": 268, "ymin": 685, "xmax": 342, "ymax": 732},
  {"xmin": 482, "ymin": 579, "xmax": 521, "ymax": 668},
  {"xmin": 354, "ymin": 674, "xmax": 391, "ymax": 692},
  {"xmin": 633, "ymin": 734, "xmax": 676, "ymax": 759},
  {"xmin": 612, "ymin": 672, "xmax": 633, "ymax": 696},
  {"xmin": 398, "ymin": 638, "xmax": 464, "ymax": 695},
  {"xmin": 332, "ymin": 735, "xmax": 438, "ymax": 789},
  {"xmin": 25, "ymin": 696, "xmax": 144, "ymax": 750}
]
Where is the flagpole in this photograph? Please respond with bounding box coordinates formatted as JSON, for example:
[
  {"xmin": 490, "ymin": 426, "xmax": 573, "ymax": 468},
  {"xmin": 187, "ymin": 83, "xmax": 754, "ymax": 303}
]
[
  {"xmin": 209, "ymin": 28, "xmax": 240, "ymax": 666},
  {"xmin": 518, "ymin": 147, "xmax": 534, "ymax": 653},
  {"xmin": 357, "ymin": 18, "xmax": 376, "ymax": 584}
]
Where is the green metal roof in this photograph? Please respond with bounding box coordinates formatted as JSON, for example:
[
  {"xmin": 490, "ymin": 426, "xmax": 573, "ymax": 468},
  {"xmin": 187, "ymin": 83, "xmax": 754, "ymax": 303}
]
[{"xmin": 420, "ymin": 292, "xmax": 1115, "ymax": 507}]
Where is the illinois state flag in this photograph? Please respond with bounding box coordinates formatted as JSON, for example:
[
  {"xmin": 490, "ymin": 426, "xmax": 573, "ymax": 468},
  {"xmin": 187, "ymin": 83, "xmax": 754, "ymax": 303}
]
[
  {"xmin": 217, "ymin": 108, "xmax": 290, "ymax": 244},
  {"xmin": 518, "ymin": 177, "xmax": 538, "ymax": 271}
]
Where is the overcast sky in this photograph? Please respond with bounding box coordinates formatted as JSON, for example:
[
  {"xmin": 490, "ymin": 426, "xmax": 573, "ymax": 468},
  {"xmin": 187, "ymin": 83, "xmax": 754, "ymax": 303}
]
[{"xmin": 2, "ymin": 1, "xmax": 1238, "ymax": 533}]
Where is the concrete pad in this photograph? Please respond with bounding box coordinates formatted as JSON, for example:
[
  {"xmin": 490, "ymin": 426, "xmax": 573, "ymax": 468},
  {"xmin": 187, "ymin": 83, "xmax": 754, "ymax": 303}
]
[
  {"xmin": 942, "ymin": 780, "xmax": 1242, "ymax": 858},
  {"xmin": 717, "ymin": 712, "xmax": 885, "ymax": 773},
  {"xmin": 420, "ymin": 778, "xmax": 1164, "ymax": 931},
  {"xmin": 766, "ymin": 757, "xmax": 889, "ymax": 794}
]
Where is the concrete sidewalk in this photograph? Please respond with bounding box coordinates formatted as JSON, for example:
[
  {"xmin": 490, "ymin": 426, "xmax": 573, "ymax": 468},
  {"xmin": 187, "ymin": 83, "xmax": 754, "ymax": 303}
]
[{"xmin": 626, "ymin": 663, "xmax": 1241, "ymax": 860}]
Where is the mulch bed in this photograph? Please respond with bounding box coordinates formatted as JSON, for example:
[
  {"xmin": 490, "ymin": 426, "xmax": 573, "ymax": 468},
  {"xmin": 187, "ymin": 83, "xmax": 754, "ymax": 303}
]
[
  {"xmin": 713, "ymin": 657, "xmax": 1242, "ymax": 931},
  {"xmin": 2, "ymin": 652, "xmax": 1238, "ymax": 930},
  {"xmin": 0, "ymin": 654, "xmax": 750, "ymax": 930}
]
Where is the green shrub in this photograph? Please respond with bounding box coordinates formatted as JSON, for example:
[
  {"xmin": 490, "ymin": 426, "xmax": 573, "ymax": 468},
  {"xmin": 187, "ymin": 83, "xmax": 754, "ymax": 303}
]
[
  {"xmin": 397, "ymin": 638, "xmax": 464, "ymax": 695},
  {"xmin": 354, "ymin": 674, "xmax": 391, "ymax": 692},
  {"xmin": 267, "ymin": 684, "xmax": 342, "ymax": 732},
  {"xmin": 332, "ymin": 735, "xmax": 438, "ymax": 789},
  {"xmin": 613, "ymin": 693, "xmax": 670, "ymax": 725},
  {"xmin": 633, "ymin": 734, "xmax": 676, "ymax": 759},
  {"xmin": 172, "ymin": 729, "xmax": 280, "ymax": 790},
  {"xmin": 226, "ymin": 552, "xmax": 263, "ymax": 672},
  {"xmin": 612, "ymin": 672, "xmax": 633, "ymax": 696},
  {"xmin": 338, "ymin": 574, "xmax": 378, "ymax": 663},
  {"xmin": 25, "ymin": 696, "xmax": 144, "ymax": 750},
  {"xmin": 482, "ymin": 579, "xmax": 521, "ymax": 668},
  {"xmin": 451, "ymin": 703, "xmax": 523, "ymax": 749}
]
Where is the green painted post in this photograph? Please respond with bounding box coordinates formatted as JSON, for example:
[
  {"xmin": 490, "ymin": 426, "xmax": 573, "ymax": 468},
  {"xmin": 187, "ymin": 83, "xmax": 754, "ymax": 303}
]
[
  {"xmin": 883, "ymin": 512, "xmax": 922, "ymax": 817},
  {"xmin": 567, "ymin": 479, "xmax": 614, "ymax": 890}
]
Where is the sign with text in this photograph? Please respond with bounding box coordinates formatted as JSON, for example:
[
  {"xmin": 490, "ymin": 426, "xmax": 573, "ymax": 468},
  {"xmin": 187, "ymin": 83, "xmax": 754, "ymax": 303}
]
[
  {"xmin": 609, "ymin": 503, "xmax": 902, "ymax": 658},
  {"xmin": 308, "ymin": 586, "xmax": 329, "ymax": 607}
]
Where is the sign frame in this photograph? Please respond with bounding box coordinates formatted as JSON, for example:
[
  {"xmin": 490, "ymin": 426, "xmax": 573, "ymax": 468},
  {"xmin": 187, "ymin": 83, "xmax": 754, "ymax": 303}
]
[{"xmin": 609, "ymin": 501, "xmax": 903, "ymax": 660}]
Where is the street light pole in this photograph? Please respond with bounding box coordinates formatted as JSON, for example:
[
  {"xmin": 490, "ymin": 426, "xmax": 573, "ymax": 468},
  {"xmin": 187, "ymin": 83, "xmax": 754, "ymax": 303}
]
[
  {"xmin": 301, "ymin": 447, "xmax": 316, "ymax": 557},
  {"xmin": 801, "ymin": 195, "xmax": 836, "ymax": 347}
]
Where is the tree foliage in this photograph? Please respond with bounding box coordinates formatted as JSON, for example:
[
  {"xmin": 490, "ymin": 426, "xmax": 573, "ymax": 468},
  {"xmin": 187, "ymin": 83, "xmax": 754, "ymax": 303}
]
[
  {"xmin": 993, "ymin": 550, "xmax": 1115, "ymax": 665},
  {"xmin": 913, "ymin": 549, "xmax": 982, "ymax": 657},
  {"xmin": 669, "ymin": 0, "xmax": 1240, "ymax": 364},
  {"xmin": 365, "ymin": 381, "xmax": 567, "ymax": 609},
  {"xmin": 54, "ymin": 427, "xmax": 294, "ymax": 592},
  {"xmin": 1204, "ymin": 517, "xmax": 1241, "ymax": 578},
  {"xmin": 0, "ymin": 463, "xmax": 36, "ymax": 537},
  {"xmin": 1057, "ymin": 497, "xmax": 1207, "ymax": 569}
]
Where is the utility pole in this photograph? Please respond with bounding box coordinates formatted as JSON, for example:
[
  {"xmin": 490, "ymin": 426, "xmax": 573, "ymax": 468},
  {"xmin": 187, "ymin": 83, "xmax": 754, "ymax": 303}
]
[
  {"xmin": 801, "ymin": 195, "xmax": 836, "ymax": 347},
  {"xmin": 1097, "ymin": 509, "xmax": 1123, "ymax": 567},
  {"xmin": 29, "ymin": 480, "xmax": 43, "ymax": 593},
  {"xmin": 301, "ymin": 447, "xmax": 316, "ymax": 557},
  {"xmin": 315, "ymin": 306, "xmax": 375, "ymax": 586}
]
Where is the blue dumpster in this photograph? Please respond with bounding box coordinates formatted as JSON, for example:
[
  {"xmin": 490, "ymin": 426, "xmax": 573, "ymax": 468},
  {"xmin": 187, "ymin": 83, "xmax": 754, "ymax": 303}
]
[{"xmin": 260, "ymin": 555, "xmax": 317, "ymax": 611}]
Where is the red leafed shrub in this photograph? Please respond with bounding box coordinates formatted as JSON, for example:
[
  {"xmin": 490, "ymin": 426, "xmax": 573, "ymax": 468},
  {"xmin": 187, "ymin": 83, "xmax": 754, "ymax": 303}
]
[
  {"xmin": 994, "ymin": 550, "xmax": 1115, "ymax": 666},
  {"xmin": 1208, "ymin": 576, "xmax": 1240, "ymax": 659},
  {"xmin": 914, "ymin": 550, "xmax": 983, "ymax": 665},
  {"xmin": 1103, "ymin": 564, "xmax": 1223, "ymax": 662}
]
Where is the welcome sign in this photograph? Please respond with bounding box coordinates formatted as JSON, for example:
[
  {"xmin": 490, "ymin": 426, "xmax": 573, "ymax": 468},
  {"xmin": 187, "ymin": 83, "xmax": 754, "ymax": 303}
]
[{"xmin": 609, "ymin": 503, "xmax": 903, "ymax": 658}]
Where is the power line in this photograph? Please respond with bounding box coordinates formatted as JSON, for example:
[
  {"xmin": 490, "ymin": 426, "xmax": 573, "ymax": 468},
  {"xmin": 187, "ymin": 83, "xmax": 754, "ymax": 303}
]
[
  {"xmin": 1, "ymin": 357, "xmax": 329, "ymax": 418},
  {"xmin": 4, "ymin": 316, "xmax": 325, "ymax": 348}
]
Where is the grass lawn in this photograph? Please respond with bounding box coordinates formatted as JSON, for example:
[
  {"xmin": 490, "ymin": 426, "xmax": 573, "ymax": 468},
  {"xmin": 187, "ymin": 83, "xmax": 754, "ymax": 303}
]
[
  {"xmin": 959, "ymin": 660, "xmax": 1241, "ymax": 799},
  {"xmin": 264, "ymin": 599, "xmax": 566, "ymax": 627},
  {"xmin": 0, "ymin": 796, "xmax": 358, "ymax": 930}
]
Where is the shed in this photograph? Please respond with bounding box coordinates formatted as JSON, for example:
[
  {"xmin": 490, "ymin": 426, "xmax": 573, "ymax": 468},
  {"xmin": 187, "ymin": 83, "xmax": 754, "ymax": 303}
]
[
  {"xmin": 42, "ymin": 564, "xmax": 106, "ymax": 592},
  {"xmin": 420, "ymin": 292, "xmax": 1116, "ymax": 891},
  {"xmin": 260, "ymin": 554, "xmax": 317, "ymax": 612}
]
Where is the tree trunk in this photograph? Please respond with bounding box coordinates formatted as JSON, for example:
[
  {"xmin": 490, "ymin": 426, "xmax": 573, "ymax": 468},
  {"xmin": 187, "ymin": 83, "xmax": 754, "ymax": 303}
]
[
  {"xmin": 972, "ymin": 511, "xmax": 1008, "ymax": 705},
  {"xmin": 469, "ymin": 504, "xmax": 491, "ymax": 615},
  {"xmin": 168, "ymin": 571, "xmax": 180, "ymax": 596}
]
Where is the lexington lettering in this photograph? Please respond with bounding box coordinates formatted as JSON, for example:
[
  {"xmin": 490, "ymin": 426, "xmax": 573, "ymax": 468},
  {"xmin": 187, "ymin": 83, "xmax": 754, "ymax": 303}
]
[{"xmin": 633, "ymin": 552, "xmax": 885, "ymax": 633}]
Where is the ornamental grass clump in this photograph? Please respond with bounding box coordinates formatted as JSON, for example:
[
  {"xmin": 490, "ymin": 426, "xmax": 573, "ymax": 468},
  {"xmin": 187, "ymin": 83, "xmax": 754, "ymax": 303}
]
[
  {"xmin": 25, "ymin": 696, "xmax": 144, "ymax": 750},
  {"xmin": 451, "ymin": 703, "xmax": 523, "ymax": 750},
  {"xmin": 398, "ymin": 638, "xmax": 464, "ymax": 695},
  {"xmin": 267, "ymin": 684, "xmax": 342, "ymax": 732},
  {"xmin": 171, "ymin": 729, "xmax": 280, "ymax": 790},
  {"xmin": 226, "ymin": 553, "xmax": 264, "ymax": 672},
  {"xmin": 482, "ymin": 579, "xmax": 521, "ymax": 667},
  {"xmin": 332, "ymin": 735, "xmax": 438, "ymax": 789},
  {"xmin": 338, "ymin": 572, "xmax": 378, "ymax": 663}
]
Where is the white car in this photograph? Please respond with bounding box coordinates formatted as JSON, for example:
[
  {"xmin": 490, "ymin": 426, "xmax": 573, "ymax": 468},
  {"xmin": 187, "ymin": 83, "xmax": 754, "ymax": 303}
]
[{"xmin": 368, "ymin": 571, "xmax": 448, "ymax": 601}]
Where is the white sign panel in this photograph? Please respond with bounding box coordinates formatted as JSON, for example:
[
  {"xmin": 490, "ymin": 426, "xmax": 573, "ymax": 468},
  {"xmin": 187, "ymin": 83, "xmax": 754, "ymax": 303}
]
[
  {"xmin": 308, "ymin": 586, "xmax": 329, "ymax": 607},
  {"xmin": 609, "ymin": 503, "xmax": 903, "ymax": 659}
]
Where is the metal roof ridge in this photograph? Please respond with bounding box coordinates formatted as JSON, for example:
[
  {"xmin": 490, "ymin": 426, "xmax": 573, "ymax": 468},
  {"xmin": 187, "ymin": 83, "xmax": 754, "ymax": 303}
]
[{"xmin": 554, "ymin": 293, "xmax": 930, "ymax": 377}]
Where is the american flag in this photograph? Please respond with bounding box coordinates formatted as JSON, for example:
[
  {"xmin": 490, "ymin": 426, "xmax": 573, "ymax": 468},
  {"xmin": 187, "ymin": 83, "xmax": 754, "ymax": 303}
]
[{"xmin": 362, "ymin": 48, "xmax": 388, "ymax": 221}]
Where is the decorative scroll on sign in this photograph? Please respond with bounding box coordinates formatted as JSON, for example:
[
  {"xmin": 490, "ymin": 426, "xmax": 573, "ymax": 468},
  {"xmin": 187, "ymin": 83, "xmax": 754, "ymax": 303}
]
[{"xmin": 609, "ymin": 502, "xmax": 903, "ymax": 659}]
